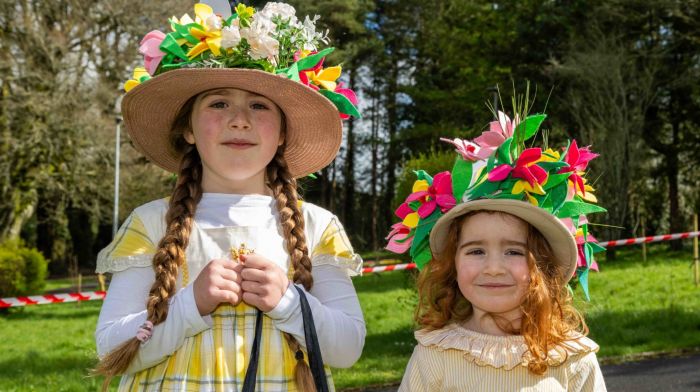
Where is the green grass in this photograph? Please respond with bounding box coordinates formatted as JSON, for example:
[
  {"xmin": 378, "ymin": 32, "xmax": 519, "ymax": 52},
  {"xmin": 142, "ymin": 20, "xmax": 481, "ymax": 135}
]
[{"xmin": 1, "ymin": 245, "xmax": 699, "ymax": 391}]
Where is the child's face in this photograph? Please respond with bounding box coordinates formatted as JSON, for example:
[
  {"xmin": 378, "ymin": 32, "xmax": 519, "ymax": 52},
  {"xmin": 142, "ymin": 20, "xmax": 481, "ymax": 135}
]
[
  {"xmin": 186, "ymin": 88, "xmax": 283, "ymax": 193},
  {"xmin": 455, "ymin": 212, "xmax": 531, "ymax": 320}
]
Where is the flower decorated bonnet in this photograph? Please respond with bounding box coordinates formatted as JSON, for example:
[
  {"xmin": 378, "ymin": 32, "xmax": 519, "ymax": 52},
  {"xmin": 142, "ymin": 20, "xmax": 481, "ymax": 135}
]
[
  {"xmin": 121, "ymin": 1, "xmax": 360, "ymax": 177},
  {"xmin": 386, "ymin": 107, "xmax": 606, "ymax": 298}
]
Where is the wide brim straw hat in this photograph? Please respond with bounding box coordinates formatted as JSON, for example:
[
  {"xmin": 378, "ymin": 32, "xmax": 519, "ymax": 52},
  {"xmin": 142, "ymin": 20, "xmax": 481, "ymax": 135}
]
[
  {"xmin": 122, "ymin": 68, "xmax": 342, "ymax": 178},
  {"xmin": 430, "ymin": 198, "xmax": 578, "ymax": 282}
]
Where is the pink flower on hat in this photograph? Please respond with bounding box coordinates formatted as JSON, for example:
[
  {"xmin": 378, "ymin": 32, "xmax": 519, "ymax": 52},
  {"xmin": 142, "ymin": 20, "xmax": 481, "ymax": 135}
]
[
  {"xmin": 576, "ymin": 231, "xmax": 600, "ymax": 271},
  {"xmin": 385, "ymin": 222, "xmax": 412, "ymax": 253},
  {"xmin": 474, "ymin": 111, "xmax": 520, "ymax": 154},
  {"xmin": 139, "ymin": 30, "xmax": 167, "ymax": 76},
  {"xmin": 406, "ymin": 172, "xmax": 456, "ymax": 218},
  {"xmin": 440, "ymin": 138, "xmax": 491, "ymax": 161}
]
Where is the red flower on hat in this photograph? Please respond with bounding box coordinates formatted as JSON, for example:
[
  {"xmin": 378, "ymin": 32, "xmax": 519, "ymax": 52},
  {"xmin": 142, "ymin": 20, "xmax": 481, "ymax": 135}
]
[
  {"xmin": 406, "ymin": 171, "xmax": 456, "ymax": 218},
  {"xmin": 488, "ymin": 147, "xmax": 548, "ymax": 189},
  {"xmin": 558, "ymin": 140, "xmax": 598, "ymax": 195}
]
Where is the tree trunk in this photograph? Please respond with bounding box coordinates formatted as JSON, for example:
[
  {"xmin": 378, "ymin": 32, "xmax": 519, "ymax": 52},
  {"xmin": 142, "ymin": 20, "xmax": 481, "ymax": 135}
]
[{"xmin": 342, "ymin": 68, "xmax": 356, "ymax": 227}]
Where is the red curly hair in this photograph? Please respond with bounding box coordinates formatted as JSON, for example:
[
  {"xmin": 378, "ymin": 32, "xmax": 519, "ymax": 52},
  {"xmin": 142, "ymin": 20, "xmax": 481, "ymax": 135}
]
[{"xmin": 415, "ymin": 210, "xmax": 588, "ymax": 374}]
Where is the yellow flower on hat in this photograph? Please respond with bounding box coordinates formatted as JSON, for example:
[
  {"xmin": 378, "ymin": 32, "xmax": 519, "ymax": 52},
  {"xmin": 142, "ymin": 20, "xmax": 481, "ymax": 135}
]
[
  {"xmin": 187, "ymin": 4, "xmax": 223, "ymax": 59},
  {"xmin": 124, "ymin": 67, "xmax": 150, "ymax": 92}
]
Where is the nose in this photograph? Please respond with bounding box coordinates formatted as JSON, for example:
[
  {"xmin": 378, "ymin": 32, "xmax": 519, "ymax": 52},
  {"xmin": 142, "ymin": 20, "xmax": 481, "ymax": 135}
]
[
  {"xmin": 482, "ymin": 253, "xmax": 505, "ymax": 276},
  {"xmin": 228, "ymin": 110, "xmax": 251, "ymax": 130}
]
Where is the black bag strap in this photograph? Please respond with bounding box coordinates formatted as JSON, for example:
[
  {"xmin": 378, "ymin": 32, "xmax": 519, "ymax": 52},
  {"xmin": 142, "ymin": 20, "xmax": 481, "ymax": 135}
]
[
  {"xmin": 294, "ymin": 284, "xmax": 329, "ymax": 392},
  {"xmin": 241, "ymin": 286, "xmax": 329, "ymax": 392},
  {"xmin": 242, "ymin": 309, "xmax": 263, "ymax": 392}
]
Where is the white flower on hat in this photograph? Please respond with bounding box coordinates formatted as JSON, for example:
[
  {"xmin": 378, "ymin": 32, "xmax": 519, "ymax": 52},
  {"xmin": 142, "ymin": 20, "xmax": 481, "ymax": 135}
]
[
  {"xmin": 241, "ymin": 14, "xmax": 276, "ymax": 40},
  {"xmin": 221, "ymin": 26, "xmax": 241, "ymax": 49},
  {"xmin": 249, "ymin": 34, "xmax": 280, "ymax": 63},
  {"xmin": 241, "ymin": 13, "xmax": 279, "ymax": 61},
  {"xmin": 300, "ymin": 15, "xmax": 328, "ymax": 50},
  {"xmin": 260, "ymin": 2, "xmax": 297, "ymax": 23},
  {"xmin": 205, "ymin": 13, "xmax": 222, "ymax": 30}
]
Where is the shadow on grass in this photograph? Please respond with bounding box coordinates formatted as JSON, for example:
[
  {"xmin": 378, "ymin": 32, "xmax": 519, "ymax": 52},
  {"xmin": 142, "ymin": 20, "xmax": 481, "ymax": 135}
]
[
  {"xmin": 360, "ymin": 327, "xmax": 417, "ymax": 359},
  {"xmin": 588, "ymin": 306, "xmax": 700, "ymax": 357},
  {"xmin": 0, "ymin": 351, "xmax": 96, "ymax": 378}
]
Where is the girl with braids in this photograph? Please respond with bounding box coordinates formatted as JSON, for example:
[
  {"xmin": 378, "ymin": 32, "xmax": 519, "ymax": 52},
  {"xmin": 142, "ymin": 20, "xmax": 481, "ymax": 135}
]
[
  {"xmin": 94, "ymin": 2, "xmax": 364, "ymax": 391},
  {"xmin": 386, "ymin": 109, "xmax": 607, "ymax": 391}
]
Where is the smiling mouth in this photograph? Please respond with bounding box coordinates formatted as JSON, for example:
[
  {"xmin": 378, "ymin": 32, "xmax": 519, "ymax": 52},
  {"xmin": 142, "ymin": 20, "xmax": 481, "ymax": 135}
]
[{"xmin": 478, "ymin": 284, "xmax": 514, "ymax": 288}]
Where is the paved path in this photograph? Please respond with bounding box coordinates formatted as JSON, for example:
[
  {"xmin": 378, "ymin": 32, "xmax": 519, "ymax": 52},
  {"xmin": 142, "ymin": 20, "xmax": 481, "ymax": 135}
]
[
  {"xmin": 602, "ymin": 354, "xmax": 700, "ymax": 391},
  {"xmin": 351, "ymin": 354, "xmax": 700, "ymax": 391}
]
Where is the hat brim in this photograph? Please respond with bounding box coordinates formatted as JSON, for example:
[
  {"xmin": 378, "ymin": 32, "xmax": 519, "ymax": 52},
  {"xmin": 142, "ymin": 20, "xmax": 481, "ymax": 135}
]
[
  {"xmin": 429, "ymin": 199, "xmax": 577, "ymax": 282},
  {"xmin": 121, "ymin": 68, "xmax": 342, "ymax": 178}
]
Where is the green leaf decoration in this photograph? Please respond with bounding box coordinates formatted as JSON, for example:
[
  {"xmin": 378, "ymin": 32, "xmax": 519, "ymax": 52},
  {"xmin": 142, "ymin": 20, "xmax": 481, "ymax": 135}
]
[
  {"xmin": 496, "ymin": 138, "xmax": 513, "ymax": 164},
  {"xmin": 468, "ymin": 177, "xmax": 500, "ymax": 199},
  {"xmin": 498, "ymin": 178, "xmax": 517, "ymax": 191},
  {"xmin": 543, "ymin": 173, "xmax": 571, "ymax": 190},
  {"xmin": 589, "ymin": 242, "xmax": 606, "ymax": 254},
  {"xmin": 414, "ymin": 170, "xmax": 433, "ymax": 183},
  {"xmin": 295, "ymin": 47, "xmax": 335, "ymax": 71},
  {"xmin": 306, "ymin": 173, "xmax": 317, "ymax": 179},
  {"xmin": 451, "ymin": 157, "xmax": 472, "ymax": 202},
  {"xmin": 410, "ymin": 209, "xmax": 442, "ymax": 256},
  {"xmin": 491, "ymin": 192, "xmax": 523, "ymax": 200},
  {"xmin": 486, "ymin": 153, "xmax": 497, "ymax": 173},
  {"xmin": 547, "ymin": 182, "xmax": 569, "ymax": 213},
  {"xmin": 538, "ymin": 161, "xmax": 569, "ymax": 172},
  {"xmin": 408, "ymin": 201, "xmax": 421, "ymax": 211},
  {"xmin": 318, "ymin": 90, "xmax": 361, "ymax": 118},
  {"xmin": 556, "ymin": 200, "xmax": 607, "ymax": 219},
  {"xmin": 160, "ymin": 34, "xmax": 190, "ymax": 61},
  {"xmin": 577, "ymin": 268, "xmax": 590, "ymax": 300},
  {"xmin": 514, "ymin": 114, "xmax": 547, "ymax": 142},
  {"xmin": 414, "ymin": 247, "xmax": 433, "ymax": 270}
]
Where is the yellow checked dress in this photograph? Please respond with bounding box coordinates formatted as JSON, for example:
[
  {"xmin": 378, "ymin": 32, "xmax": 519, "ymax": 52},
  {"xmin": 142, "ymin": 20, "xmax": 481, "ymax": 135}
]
[{"xmin": 96, "ymin": 195, "xmax": 362, "ymax": 391}]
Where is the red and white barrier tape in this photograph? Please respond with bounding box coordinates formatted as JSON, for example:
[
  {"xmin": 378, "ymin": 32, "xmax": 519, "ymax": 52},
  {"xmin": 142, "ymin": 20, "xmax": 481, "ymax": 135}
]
[
  {"xmin": 0, "ymin": 291, "xmax": 105, "ymax": 308},
  {"xmin": 598, "ymin": 231, "xmax": 700, "ymax": 248},
  {"xmin": 2, "ymin": 231, "xmax": 698, "ymax": 306},
  {"xmin": 362, "ymin": 262, "xmax": 416, "ymax": 274}
]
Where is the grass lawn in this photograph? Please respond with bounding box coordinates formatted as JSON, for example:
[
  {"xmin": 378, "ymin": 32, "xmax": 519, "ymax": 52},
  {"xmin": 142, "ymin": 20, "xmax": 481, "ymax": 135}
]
[{"xmin": 1, "ymin": 245, "xmax": 699, "ymax": 391}]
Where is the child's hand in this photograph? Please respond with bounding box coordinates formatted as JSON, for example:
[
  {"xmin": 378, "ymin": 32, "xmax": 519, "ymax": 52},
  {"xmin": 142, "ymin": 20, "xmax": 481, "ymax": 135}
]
[
  {"xmin": 193, "ymin": 258, "xmax": 244, "ymax": 316},
  {"xmin": 239, "ymin": 253, "xmax": 290, "ymax": 312}
]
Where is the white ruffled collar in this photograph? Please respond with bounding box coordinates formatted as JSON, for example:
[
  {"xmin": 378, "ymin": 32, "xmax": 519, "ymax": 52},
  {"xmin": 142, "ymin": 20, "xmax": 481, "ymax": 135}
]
[{"xmin": 415, "ymin": 323, "xmax": 598, "ymax": 370}]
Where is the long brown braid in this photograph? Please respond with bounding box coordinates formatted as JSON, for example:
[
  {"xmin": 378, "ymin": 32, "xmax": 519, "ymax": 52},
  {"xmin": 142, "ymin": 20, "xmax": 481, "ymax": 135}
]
[
  {"xmin": 93, "ymin": 99, "xmax": 203, "ymax": 387},
  {"xmin": 266, "ymin": 146, "xmax": 318, "ymax": 391}
]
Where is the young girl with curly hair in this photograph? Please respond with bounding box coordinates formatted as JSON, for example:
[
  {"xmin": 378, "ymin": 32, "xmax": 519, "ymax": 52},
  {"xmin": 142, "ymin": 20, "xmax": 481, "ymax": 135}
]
[
  {"xmin": 94, "ymin": 2, "xmax": 364, "ymax": 391},
  {"xmin": 387, "ymin": 110, "xmax": 607, "ymax": 391}
]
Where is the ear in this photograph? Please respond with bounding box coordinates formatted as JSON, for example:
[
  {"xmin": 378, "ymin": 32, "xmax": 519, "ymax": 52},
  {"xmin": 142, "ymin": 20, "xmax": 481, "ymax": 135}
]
[{"xmin": 184, "ymin": 129, "xmax": 195, "ymax": 145}]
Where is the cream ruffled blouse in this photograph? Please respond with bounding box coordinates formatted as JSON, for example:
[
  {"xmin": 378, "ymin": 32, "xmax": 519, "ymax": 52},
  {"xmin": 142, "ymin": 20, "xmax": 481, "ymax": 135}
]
[{"xmin": 400, "ymin": 323, "xmax": 607, "ymax": 391}]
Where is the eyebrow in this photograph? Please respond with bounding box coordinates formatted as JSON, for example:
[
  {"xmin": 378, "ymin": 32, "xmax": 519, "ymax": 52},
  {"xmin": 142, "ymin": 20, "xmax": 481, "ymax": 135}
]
[{"xmin": 458, "ymin": 240, "xmax": 527, "ymax": 250}]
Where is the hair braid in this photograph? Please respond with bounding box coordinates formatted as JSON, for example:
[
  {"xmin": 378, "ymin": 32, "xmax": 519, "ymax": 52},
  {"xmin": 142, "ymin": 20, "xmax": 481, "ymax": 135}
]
[
  {"xmin": 266, "ymin": 147, "xmax": 318, "ymax": 390},
  {"xmin": 93, "ymin": 145, "xmax": 202, "ymax": 387}
]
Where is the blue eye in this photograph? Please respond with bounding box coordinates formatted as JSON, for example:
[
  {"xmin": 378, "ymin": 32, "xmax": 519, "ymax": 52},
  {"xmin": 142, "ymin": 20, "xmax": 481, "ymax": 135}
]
[
  {"xmin": 251, "ymin": 102, "xmax": 269, "ymax": 110},
  {"xmin": 465, "ymin": 249, "xmax": 484, "ymax": 256},
  {"xmin": 506, "ymin": 249, "xmax": 525, "ymax": 256}
]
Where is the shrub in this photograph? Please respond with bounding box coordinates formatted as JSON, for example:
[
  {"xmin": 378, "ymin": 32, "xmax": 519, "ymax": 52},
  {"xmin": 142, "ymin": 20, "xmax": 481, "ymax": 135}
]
[{"xmin": 0, "ymin": 241, "xmax": 49, "ymax": 297}]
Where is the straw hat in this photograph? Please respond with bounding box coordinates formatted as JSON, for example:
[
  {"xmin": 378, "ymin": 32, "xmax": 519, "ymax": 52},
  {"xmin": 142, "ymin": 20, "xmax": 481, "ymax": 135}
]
[
  {"xmin": 123, "ymin": 68, "xmax": 342, "ymax": 177},
  {"xmin": 121, "ymin": 2, "xmax": 360, "ymax": 177},
  {"xmin": 386, "ymin": 110, "xmax": 606, "ymax": 296}
]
